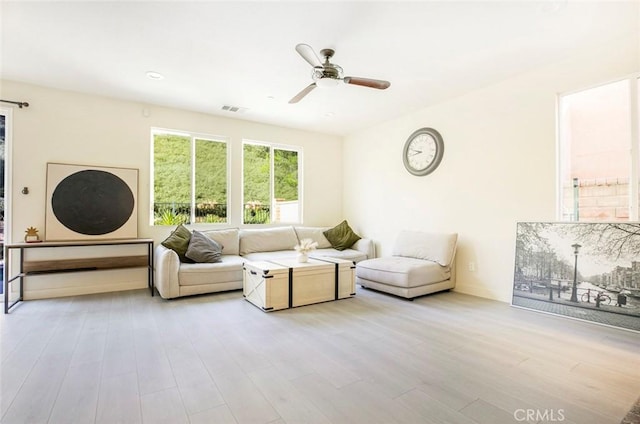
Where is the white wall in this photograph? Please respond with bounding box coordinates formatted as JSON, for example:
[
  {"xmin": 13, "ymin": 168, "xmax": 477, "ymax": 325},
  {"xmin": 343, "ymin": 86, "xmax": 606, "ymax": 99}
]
[
  {"xmin": 0, "ymin": 81, "xmax": 343, "ymax": 298},
  {"xmin": 343, "ymin": 35, "xmax": 640, "ymax": 302}
]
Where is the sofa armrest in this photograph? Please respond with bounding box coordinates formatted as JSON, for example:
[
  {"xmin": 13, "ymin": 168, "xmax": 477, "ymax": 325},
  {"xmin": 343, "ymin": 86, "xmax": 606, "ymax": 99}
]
[
  {"xmin": 154, "ymin": 245, "xmax": 181, "ymax": 299},
  {"xmin": 352, "ymin": 238, "xmax": 375, "ymax": 260}
]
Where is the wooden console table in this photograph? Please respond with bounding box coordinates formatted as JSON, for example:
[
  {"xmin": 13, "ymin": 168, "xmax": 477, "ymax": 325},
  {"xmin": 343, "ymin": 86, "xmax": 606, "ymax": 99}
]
[{"xmin": 3, "ymin": 238, "xmax": 154, "ymax": 313}]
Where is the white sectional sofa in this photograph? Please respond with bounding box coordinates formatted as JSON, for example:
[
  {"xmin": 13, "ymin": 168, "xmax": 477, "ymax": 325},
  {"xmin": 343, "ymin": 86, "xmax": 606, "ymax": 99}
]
[{"xmin": 154, "ymin": 225, "xmax": 374, "ymax": 299}]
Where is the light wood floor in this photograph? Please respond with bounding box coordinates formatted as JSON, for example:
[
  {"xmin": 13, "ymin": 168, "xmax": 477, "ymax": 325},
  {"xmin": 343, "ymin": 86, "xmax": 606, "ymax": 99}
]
[{"xmin": 1, "ymin": 287, "xmax": 638, "ymax": 424}]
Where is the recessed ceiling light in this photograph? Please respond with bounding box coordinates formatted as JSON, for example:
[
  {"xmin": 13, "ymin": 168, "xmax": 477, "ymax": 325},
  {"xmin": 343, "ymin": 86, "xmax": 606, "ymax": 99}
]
[{"xmin": 146, "ymin": 71, "xmax": 164, "ymax": 81}]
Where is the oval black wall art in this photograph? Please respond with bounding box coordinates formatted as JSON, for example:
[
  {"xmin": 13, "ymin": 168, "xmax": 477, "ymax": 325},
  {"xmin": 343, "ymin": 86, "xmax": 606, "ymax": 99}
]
[{"xmin": 51, "ymin": 170, "xmax": 135, "ymax": 235}]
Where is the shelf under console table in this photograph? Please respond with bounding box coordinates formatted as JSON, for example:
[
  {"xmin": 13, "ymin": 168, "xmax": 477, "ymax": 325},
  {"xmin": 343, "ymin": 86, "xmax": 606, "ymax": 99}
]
[{"xmin": 3, "ymin": 238, "xmax": 154, "ymax": 313}]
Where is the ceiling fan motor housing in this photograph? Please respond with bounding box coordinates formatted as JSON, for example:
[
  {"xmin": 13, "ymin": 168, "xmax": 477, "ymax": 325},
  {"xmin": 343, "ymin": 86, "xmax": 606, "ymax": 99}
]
[{"xmin": 312, "ymin": 63, "xmax": 343, "ymax": 87}]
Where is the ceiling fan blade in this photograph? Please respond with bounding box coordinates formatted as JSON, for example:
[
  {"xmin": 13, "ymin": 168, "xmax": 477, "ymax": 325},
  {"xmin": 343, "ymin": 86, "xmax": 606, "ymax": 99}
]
[
  {"xmin": 289, "ymin": 83, "xmax": 317, "ymax": 104},
  {"xmin": 344, "ymin": 76, "xmax": 391, "ymax": 90},
  {"xmin": 295, "ymin": 43, "xmax": 322, "ymax": 68}
]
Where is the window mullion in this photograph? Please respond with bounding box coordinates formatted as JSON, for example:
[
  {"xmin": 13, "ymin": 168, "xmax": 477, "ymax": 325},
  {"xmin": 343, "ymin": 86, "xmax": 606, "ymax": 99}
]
[
  {"xmin": 270, "ymin": 147, "xmax": 275, "ymax": 223},
  {"xmin": 191, "ymin": 136, "xmax": 196, "ymax": 224},
  {"xmin": 630, "ymin": 77, "xmax": 639, "ymax": 220}
]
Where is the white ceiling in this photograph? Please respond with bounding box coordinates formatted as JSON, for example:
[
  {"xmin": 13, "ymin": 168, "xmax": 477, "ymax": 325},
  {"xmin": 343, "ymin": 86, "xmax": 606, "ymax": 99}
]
[{"xmin": 1, "ymin": 1, "xmax": 638, "ymax": 136}]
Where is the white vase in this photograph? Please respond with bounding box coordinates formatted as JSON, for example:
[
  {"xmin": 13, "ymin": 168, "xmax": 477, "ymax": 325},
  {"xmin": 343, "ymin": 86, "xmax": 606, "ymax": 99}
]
[{"xmin": 297, "ymin": 252, "xmax": 309, "ymax": 263}]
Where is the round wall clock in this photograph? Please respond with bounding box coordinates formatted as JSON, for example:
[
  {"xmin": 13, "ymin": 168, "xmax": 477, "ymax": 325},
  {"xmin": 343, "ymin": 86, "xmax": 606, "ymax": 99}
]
[{"xmin": 402, "ymin": 127, "xmax": 444, "ymax": 176}]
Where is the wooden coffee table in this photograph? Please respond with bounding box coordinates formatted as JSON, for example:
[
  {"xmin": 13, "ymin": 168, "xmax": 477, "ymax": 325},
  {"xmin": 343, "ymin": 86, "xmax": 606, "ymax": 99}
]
[{"xmin": 243, "ymin": 257, "xmax": 355, "ymax": 311}]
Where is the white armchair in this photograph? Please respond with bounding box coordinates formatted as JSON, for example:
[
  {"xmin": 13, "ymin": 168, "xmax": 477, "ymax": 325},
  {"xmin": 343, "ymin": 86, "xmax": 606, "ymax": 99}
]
[{"xmin": 355, "ymin": 231, "xmax": 457, "ymax": 299}]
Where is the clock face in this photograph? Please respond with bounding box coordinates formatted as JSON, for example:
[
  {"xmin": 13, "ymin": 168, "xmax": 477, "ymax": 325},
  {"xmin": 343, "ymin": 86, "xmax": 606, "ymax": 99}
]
[{"xmin": 403, "ymin": 128, "xmax": 444, "ymax": 176}]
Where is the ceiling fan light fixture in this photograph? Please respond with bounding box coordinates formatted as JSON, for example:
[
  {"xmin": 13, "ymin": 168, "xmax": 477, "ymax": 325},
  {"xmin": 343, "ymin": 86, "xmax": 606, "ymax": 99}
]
[{"xmin": 315, "ymin": 77, "xmax": 340, "ymax": 88}]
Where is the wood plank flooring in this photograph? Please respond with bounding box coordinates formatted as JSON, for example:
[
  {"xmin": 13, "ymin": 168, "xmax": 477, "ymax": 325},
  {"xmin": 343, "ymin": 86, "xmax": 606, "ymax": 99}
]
[{"xmin": 1, "ymin": 287, "xmax": 638, "ymax": 424}]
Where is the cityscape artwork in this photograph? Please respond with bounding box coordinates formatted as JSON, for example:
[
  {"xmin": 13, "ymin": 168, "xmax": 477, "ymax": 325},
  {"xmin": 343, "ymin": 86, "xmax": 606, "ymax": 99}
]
[{"xmin": 512, "ymin": 222, "xmax": 640, "ymax": 332}]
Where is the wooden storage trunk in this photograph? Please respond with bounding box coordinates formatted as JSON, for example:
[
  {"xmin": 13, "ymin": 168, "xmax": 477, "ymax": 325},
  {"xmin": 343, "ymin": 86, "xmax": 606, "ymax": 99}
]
[
  {"xmin": 270, "ymin": 258, "xmax": 336, "ymax": 307},
  {"xmin": 243, "ymin": 257, "xmax": 356, "ymax": 312},
  {"xmin": 243, "ymin": 261, "xmax": 289, "ymax": 311},
  {"xmin": 311, "ymin": 256, "xmax": 356, "ymax": 299}
]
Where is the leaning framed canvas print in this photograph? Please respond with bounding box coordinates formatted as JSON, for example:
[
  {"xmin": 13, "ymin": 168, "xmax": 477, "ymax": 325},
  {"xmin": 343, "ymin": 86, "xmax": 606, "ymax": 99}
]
[
  {"xmin": 45, "ymin": 163, "xmax": 139, "ymax": 241},
  {"xmin": 512, "ymin": 222, "xmax": 640, "ymax": 332}
]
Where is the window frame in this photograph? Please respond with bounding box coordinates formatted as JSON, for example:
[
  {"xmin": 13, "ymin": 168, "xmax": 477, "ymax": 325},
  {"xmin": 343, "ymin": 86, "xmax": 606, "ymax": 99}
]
[
  {"xmin": 242, "ymin": 138, "xmax": 303, "ymax": 225},
  {"xmin": 0, "ymin": 107, "xmax": 12, "ymax": 249},
  {"xmin": 556, "ymin": 73, "xmax": 640, "ymax": 222},
  {"xmin": 150, "ymin": 128, "xmax": 230, "ymax": 226}
]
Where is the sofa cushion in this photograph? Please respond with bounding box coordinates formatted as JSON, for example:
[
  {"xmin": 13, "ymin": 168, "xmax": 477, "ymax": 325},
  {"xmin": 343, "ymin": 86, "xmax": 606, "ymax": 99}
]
[
  {"xmin": 392, "ymin": 231, "xmax": 458, "ymax": 266},
  {"xmin": 240, "ymin": 226, "xmax": 299, "ymax": 255},
  {"xmin": 178, "ymin": 255, "xmax": 244, "ymax": 286},
  {"xmin": 161, "ymin": 224, "xmax": 194, "ymax": 263},
  {"xmin": 185, "ymin": 230, "xmax": 222, "ymax": 263},
  {"xmin": 242, "ymin": 250, "xmax": 298, "ymax": 262},
  {"xmin": 323, "ymin": 220, "xmax": 361, "ymax": 251},
  {"xmin": 294, "ymin": 227, "xmax": 332, "ymax": 249},
  {"xmin": 201, "ymin": 228, "xmax": 239, "ymax": 255},
  {"xmin": 312, "ymin": 248, "xmax": 366, "ymax": 263},
  {"xmin": 356, "ymin": 257, "xmax": 450, "ymax": 288}
]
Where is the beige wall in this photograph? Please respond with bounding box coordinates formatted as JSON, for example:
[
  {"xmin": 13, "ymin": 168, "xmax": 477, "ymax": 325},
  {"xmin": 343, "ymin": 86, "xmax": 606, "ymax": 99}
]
[
  {"xmin": 343, "ymin": 35, "xmax": 640, "ymax": 302},
  {"xmin": 3, "ymin": 22, "xmax": 638, "ymax": 303},
  {"xmin": 0, "ymin": 81, "xmax": 344, "ymax": 298}
]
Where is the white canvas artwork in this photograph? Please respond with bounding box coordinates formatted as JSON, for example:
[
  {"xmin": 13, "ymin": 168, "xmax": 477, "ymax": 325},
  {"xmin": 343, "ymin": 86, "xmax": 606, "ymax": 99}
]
[{"xmin": 45, "ymin": 163, "xmax": 138, "ymax": 241}]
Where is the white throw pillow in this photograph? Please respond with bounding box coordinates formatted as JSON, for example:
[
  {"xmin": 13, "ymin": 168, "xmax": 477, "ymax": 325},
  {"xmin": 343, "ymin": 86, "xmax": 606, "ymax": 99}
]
[
  {"xmin": 240, "ymin": 226, "xmax": 299, "ymax": 255},
  {"xmin": 294, "ymin": 227, "xmax": 332, "ymax": 249},
  {"xmin": 201, "ymin": 228, "xmax": 240, "ymax": 255},
  {"xmin": 392, "ymin": 231, "xmax": 458, "ymax": 266}
]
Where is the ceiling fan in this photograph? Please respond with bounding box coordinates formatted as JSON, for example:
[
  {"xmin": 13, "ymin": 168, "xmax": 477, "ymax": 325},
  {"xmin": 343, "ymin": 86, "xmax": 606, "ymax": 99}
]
[{"xmin": 289, "ymin": 43, "xmax": 391, "ymax": 104}]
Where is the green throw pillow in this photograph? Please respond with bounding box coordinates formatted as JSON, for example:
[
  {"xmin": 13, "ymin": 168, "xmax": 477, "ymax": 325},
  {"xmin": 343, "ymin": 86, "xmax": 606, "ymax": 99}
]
[
  {"xmin": 185, "ymin": 230, "xmax": 223, "ymax": 263},
  {"xmin": 323, "ymin": 220, "xmax": 361, "ymax": 251},
  {"xmin": 161, "ymin": 224, "xmax": 194, "ymax": 263}
]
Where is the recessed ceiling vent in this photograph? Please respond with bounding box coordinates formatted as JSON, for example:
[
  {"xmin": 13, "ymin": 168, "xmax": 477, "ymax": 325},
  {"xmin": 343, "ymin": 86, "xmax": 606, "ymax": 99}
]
[{"xmin": 221, "ymin": 105, "xmax": 248, "ymax": 113}]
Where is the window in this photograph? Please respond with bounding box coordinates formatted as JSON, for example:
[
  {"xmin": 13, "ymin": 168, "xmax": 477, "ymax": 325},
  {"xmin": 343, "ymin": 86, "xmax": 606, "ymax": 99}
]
[
  {"xmin": 558, "ymin": 76, "xmax": 640, "ymax": 221},
  {"xmin": 0, "ymin": 111, "xmax": 6, "ymax": 298},
  {"xmin": 152, "ymin": 129, "xmax": 228, "ymax": 225},
  {"xmin": 243, "ymin": 140, "xmax": 301, "ymax": 224}
]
